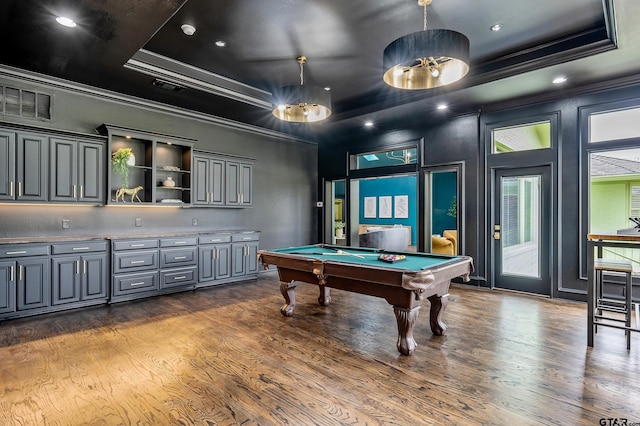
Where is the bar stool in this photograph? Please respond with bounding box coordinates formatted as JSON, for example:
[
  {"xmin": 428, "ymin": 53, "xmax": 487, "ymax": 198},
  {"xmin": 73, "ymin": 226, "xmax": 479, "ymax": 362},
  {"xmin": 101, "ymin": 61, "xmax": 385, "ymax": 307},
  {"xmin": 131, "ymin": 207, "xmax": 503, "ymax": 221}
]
[{"xmin": 594, "ymin": 258, "xmax": 633, "ymax": 350}]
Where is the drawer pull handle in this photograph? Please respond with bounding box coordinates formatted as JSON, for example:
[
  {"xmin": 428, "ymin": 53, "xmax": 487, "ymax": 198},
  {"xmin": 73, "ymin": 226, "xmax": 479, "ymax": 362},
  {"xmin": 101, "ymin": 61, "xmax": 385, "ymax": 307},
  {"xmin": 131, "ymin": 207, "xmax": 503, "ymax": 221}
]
[
  {"xmin": 173, "ymin": 276, "xmax": 187, "ymax": 280},
  {"xmin": 211, "ymin": 239, "xmax": 221, "ymax": 242},
  {"xmin": 6, "ymin": 251, "xmax": 27, "ymax": 255},
  {"xmin": 130, "ymin": 260, "xmax": 145, "ymax": 264},
  {"xmin": 174, "ymin": 241, "xmax": 187, "ymax": 245},
  {"xmin": 130, "ymin": 281, "xmax": 146, "ymax": 286},
  {"xmin": 72, "ymin": 247, "xmax": 90, "ymax": 251},
  {"xmin": 174, "ymin": 256, "xmax": 187, "ymax": 260},
  {"xmin": 130, "ymin": 244, "xmax": 145, "ymax": 247}
]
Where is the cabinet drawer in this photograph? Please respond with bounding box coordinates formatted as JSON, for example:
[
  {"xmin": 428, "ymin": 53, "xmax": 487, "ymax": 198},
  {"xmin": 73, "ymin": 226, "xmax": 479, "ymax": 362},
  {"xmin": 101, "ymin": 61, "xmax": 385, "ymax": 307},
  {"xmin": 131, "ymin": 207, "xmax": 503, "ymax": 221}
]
[
  {"xmin": 112, "ymin": 239, "xmax": 159, "ymax": 251},
  {"xmin": 113, "ymin": 250, "xmax": 159, "ymax": 273},
  {"xmin": 113, "ymin": 272, "xmax": 159, "ymax": 296},
  {"xmin": 160, "ymin": 247, "xmax": 197, "ymax": 268},
  {"xmin": 52, "ymin": 240, "xmax": 108, "ymax": 255},
  {"xmin": 231, "ymin": 233, "xmax": 259, "ymax": 242},
  {"xmin": 160, "ymin": 237, "xmax": 198, "ymax": 247},
  {"xmin": 160, "ymin": 267, "xmax": 197, "ymax": 289},
  {"xmin": 199, "ymin": 234, "xmax": 232, "ymax": 244},
  {"xmin": 0, "ymin": 244, "xmax": 50, "ymax": 258}
]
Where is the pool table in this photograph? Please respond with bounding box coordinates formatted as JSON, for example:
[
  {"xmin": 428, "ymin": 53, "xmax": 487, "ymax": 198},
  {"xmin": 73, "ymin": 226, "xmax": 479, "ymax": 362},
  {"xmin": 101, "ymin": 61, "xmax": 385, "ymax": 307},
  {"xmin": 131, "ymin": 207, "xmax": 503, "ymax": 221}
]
[{"xmin": 257, "ymin": 244, "xmax": 474, "ymax": 356}]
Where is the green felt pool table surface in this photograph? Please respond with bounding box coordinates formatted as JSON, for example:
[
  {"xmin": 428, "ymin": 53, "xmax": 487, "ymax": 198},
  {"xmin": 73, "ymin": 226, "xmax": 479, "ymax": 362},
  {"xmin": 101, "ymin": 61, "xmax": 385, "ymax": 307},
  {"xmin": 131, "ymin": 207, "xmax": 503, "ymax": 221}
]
[{"xmin": 268, "ymin": 244, "xmax": 462, "ymax": 271}]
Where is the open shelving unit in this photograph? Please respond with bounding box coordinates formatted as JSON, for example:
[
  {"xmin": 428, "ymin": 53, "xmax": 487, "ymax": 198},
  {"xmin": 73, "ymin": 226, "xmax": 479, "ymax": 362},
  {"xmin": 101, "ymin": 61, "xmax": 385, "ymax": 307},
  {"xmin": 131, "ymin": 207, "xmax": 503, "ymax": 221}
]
[{"xmin": 98, "ymin": 124, "xmax": 195, "ymax": 206}]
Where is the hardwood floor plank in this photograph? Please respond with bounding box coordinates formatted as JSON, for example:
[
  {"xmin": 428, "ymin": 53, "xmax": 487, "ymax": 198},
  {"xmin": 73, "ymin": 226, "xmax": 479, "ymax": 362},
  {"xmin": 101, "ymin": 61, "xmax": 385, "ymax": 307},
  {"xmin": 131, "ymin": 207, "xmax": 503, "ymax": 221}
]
[{"xmin": 1, "ymin": 270, "xmax": 639, "ymax": 425}]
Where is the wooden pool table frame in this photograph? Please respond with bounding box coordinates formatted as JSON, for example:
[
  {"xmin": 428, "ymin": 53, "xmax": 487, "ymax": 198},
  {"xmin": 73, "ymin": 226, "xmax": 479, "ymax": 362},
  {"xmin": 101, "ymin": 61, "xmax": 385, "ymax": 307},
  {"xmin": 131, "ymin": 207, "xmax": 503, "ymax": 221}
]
[{"xmin": 258, "ymin": 245, "xmax": 473, "ymax": 356}]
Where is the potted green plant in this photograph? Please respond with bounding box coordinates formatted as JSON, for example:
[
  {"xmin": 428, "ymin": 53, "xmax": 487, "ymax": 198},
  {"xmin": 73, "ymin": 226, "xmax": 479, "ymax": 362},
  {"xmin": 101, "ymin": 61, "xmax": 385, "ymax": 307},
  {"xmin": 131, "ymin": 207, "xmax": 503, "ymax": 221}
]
[
  {"xmin": 334, "ymin": 221, "xmax": 345, "ymax": 238},
  {"xmin": 111, "ymin": 147, "xmax": 133, "ymax": 189}
]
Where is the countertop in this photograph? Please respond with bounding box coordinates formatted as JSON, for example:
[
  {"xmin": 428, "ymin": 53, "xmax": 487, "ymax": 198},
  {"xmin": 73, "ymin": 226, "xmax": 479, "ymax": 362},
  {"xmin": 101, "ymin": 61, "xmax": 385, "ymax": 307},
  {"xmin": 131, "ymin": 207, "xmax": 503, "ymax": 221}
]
[{"xmin": 0, "ymin": 230, "xmax": 259, "ymax": 245}]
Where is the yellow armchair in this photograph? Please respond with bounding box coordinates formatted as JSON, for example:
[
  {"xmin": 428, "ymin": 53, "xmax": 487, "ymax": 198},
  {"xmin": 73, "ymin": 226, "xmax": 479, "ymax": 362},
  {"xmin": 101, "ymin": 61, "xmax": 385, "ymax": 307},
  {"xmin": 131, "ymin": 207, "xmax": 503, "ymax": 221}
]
[{"xmin": 431, "ymin": 230, "xmax": 458, "ymax": 255}]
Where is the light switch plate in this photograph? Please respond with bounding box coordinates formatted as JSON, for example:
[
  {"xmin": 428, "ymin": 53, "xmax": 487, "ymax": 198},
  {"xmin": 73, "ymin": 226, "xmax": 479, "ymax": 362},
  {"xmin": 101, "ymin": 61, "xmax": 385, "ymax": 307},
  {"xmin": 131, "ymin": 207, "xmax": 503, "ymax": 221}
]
[
  {"xmin": 135, "ymin": 218, "xmax": 142, "ymax": 227},
  {"xmin": 62, "ymin": 219, "xmax": 70, "ymax": 229}
]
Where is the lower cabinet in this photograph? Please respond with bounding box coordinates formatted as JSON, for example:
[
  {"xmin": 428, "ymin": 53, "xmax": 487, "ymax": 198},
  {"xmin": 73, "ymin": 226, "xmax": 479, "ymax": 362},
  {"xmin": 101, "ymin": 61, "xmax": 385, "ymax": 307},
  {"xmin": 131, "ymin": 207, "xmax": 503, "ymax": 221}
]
[
  {"xmin": 0, "ymin": 231, "xmax": 260, "ymax": 319},
  {"xmin": 231, "ymin": 233, "xmax": 260, "ymax": 278},
  {"xmin": 111, "ymin": 236, "xmax": 199, "ymax": 302},
  {"xmin": 0, "ymin": 240, "xmax": 108, "ymax": 320},
  {"xmin": 198, "ymin": 233, "xmax": 232, "ymax": 287},
  {"xmin": 51, "ymin": 240, "xmax": 109, "ymax": 306}
]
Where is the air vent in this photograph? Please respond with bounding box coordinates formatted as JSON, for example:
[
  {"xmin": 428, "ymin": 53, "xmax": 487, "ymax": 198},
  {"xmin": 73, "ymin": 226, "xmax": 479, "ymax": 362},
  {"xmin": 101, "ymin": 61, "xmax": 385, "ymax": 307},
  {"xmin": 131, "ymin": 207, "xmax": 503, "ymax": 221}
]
[
  {"xmin": 0, "ymin": 85, "xmax": 51, "ymax": 120},
  {"xmin": 151, "ymin": 79, "xmax": 185, "ymax": 92}
]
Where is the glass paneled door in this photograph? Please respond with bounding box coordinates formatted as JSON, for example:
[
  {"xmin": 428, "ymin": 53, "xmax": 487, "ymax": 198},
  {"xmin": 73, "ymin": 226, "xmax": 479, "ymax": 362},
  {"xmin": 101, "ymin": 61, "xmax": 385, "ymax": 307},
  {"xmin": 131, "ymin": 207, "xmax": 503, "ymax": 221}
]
[{"xmin": 493, "ymin": 167, "xmax": 551, "ymax": 295}]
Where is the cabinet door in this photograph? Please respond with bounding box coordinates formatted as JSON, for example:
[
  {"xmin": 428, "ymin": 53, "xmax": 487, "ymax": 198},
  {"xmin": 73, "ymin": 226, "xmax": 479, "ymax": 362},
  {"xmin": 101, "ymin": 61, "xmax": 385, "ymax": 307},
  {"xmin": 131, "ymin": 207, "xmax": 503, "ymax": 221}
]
[
  {"xmin": 0, "ymin": 260, "xmax": 16, "ymax": 314},
  {"xmin": 210, "ymin": 158, "xmax": 225, "ymax": 205},
  {"xmin": 0, "ymin": 130, "xmax": 16, "ymax": 201},
  {"xmin": 82, "ymin": 253, "xmax": 108, "ymax": 300},
  {"xmin": 215, "ymin": 243, "xmax": 232, "ymax": 279},
  {"xmin": 50, "ymin": 138, "xmax": 77, "ymax": 202},
  {"xmin": 16, "ymin": 132, "xmax": 48, "ymax": 201},
  {"xmin": 78, "ymin": 141, "xmax": 104, "ymax": 203},
  {"xmin": 198, "ymin": 246, "xmax": 216, "ymax": 281},
  {"xmin": 193, "ymin": 155, "xmax": 211, "ymax": 205},
  {"xmin": 231, "ymin": 243, "xmax": 246, "ymax": 277},
  {"xmin": 244, "ymin": 241, "xmax": 259, "ymax": 274},
  {"xmin": 16, "ymin": 258, "xmax": 50, "ymax": 310},
  {"xmin": 239, "ymin": 162, "xmax": 253, "ymax": 206},
  {"xmin": 52, "ymin": 256, "xmax": 81, "ymax": 305},
  {"xmin": 226, "ymin": 161, "xmax": 241, "ymax": 205}
]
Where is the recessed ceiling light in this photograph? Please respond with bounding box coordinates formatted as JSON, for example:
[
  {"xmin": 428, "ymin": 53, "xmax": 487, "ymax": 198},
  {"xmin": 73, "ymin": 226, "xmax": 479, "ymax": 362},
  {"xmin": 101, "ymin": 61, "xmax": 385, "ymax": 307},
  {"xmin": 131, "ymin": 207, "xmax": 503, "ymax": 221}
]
[
  {"xmin": 56, "ymin": 16, "xmax": 76, "ymax": 28},
  {"xmin": 181, "ymin": 24, "xmax": 196, "ymax": 36},
  {"xmin": 215, "ymin": 40, "xmax": 226, "ymax": 47},
  {"xmin": 552, "ymin": 76, "xmax": 567, "ymax": 84},
  {"xmin": 324, "ymin": 87, "xmax": 331, "ymax": 91},
  {"xmin": 490, "ymin": 23, "xmax": 503, "ymax": 32},
  {"xmin": 364, "ymin": 120, "xmax": 374, "ymax": 127},
  {"xmin": 437, "ymin": 104, "xmax": 448, "ymax": 110}
]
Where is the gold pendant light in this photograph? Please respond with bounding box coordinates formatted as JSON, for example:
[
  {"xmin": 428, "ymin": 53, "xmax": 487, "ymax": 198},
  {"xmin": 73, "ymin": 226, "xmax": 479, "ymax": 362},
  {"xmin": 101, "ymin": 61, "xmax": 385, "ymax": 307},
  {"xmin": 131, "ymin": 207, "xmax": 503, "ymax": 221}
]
[
  {"xmin": 272, "ymin": 56, "xmax": 331, "ymax": 123},
  {"xmin": 383, "ymin": 0, "xmax": 470, "ymax": 90}
]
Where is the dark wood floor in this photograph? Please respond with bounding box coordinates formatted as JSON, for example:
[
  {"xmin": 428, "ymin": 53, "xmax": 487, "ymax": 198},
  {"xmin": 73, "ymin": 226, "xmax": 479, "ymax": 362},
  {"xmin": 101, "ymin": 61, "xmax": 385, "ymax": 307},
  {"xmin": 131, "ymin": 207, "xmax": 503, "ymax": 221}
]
[{"xmin": 1, "ymin": 271, "xmax": 638, "ymax": 425}]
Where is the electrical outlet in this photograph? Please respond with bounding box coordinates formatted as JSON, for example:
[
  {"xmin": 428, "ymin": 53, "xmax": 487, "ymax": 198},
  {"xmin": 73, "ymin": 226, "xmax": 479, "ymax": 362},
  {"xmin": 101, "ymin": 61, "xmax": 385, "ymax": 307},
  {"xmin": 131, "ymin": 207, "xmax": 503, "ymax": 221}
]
[
  {"xmin": 135, "ymin": 218, "xmax": 142, "ymax": 227},
  {"xmin": 62, "ymin": 219, "xmax": 70, "ymax": 229},
  {"xmin": 192, "ymin": 218, "xmax": 198, "ymax": 226}
]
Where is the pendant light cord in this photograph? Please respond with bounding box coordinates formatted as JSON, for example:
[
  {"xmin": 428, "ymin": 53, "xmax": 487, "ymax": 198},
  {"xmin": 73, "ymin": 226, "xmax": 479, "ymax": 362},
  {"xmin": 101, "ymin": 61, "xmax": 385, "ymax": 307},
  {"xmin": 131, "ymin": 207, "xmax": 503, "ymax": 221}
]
[
  {"xmin": 423, "ymin": 2, "xmax": 428, "ymax": 31},
  {"xmin": 300, "ymin": 61, "xmax": 304, "ymax": 86}
]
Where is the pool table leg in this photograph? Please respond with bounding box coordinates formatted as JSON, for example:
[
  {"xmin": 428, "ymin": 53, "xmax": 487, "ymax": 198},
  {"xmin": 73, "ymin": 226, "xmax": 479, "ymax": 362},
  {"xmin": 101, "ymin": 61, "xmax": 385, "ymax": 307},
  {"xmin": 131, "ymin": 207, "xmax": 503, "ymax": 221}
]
[
  {"xmin": 318, "ymin": 285, "xmax": 331, "ymax": 306},
  {"xmin": 427, "ymin": 294, "xmax": 448, "ymax": 336},
  {"xmin": 279, "ymin": 280, "xmax": 297, "ymax": 317},
  {"xmin": 394, "ymin": 306, "xmax": 420, "ymax": 356}
]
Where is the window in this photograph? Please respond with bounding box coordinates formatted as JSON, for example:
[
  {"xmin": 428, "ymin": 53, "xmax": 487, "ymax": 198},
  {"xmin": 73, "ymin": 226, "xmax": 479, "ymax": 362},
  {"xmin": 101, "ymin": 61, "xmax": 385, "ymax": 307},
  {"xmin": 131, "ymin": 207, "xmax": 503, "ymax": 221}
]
[
  {"xmin": 350, "ymin": 147, "xmax": 417, "ymax": 170},
  {"xmin": 492, "ymin": 121, "xmax": 551, "ymax": 153},
  {"xmin": 590, "ymin": 107, "xmax": 640, "ymax": 143}
]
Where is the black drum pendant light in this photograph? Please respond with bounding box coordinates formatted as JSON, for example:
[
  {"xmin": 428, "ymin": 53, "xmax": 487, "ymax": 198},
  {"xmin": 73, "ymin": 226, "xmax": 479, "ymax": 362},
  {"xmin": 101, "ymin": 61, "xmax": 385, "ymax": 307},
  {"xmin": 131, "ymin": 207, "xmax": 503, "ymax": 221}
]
[
  {"xmin": 383, "ymin": 0, "xmax": 469, "ymax": 89},
  {"xmin": 272, "ymin": 56, "xmax": 331, "ymax": 123}
]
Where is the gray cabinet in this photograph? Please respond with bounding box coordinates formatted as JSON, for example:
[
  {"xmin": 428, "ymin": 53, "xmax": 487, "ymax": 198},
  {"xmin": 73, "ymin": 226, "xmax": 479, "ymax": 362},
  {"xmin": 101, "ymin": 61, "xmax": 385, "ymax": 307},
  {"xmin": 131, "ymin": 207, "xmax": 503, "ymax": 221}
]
[
  {"xmin": 226, "ymin": 160, "xmax": 253, "ymax": 207},
  {"xmin": 193, "ymin": 151, "xmax": 254, "ymax": 207},
  {"xmin": 231, "ymin": 233, "xmax": 260, "ymax": 277},
  {"xmin": 0, "ymin": 130, "xmax": 16, "ymax": 201},
  {"xmin": 50, "ymin": 137, "xmax": 105, "ymax": 203},
  {"xmin": 0, "ymin": 244, "xmax": 51, "ymax": 314},
  {"xmin": 198, "ymin": 233, "xmax": 232, "ymax": 285},
  {"xmin": 193, "ymin": 154, "xmax": 225, "ymax": 206},
  {"xmin": 111, "ymin": 236, "xmax": 197, "ymax": 302},
  {"xmin": 0, "ymin": 130, "xmax": 48, "ymax": 202},
  {"xmin": 51, "ymin": 241, "xmax": 109, "ymax": 305},
  {"xmin": 0, "ymin": 260, "xmax": 16, "ymax": 314}
]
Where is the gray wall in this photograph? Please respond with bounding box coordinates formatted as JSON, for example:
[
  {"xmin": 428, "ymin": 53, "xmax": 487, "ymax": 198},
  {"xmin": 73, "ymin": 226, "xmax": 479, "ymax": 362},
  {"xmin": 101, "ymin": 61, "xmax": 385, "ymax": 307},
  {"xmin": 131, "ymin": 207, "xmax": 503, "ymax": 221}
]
[{"xmin": 0, "ymin": 68, "xmax": 318, "ymax": 250}]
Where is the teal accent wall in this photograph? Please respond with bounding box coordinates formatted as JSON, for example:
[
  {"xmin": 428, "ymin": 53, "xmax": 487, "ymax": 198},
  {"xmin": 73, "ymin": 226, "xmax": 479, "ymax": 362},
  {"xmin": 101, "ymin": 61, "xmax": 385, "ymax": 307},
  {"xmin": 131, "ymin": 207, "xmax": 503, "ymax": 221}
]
[
  {"xmin": 432, "ymin": 172, "xmax": 457, "ymax": 235},
  {"xmin": 358, "ymin": 175, "xmax": 417, "ymax": 244}
]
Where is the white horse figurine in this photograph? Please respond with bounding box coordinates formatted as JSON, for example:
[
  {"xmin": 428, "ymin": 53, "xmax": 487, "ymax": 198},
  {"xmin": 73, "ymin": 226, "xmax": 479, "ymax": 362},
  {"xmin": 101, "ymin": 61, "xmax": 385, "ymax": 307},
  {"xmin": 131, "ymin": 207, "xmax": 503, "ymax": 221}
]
[{"xmin": 115, "ymin": 186, "xmax": 143, "ymax": 202}]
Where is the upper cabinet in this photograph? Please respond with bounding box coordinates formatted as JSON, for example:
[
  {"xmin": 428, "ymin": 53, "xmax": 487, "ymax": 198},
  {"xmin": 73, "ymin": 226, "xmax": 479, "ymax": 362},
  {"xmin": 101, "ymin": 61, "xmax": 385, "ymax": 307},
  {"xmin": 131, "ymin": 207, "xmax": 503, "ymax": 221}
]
[
  {"xmin": 1, "ymin": 126, "xmax": 105, "ymax": 204},
  {"xmin": 193, "ymin": 151, "xmax": 254, "ymax": 208},
  {"xmin": 97, "ymin": 124, "xmax": 194, "ymax": 206},
  {"xmin": 50, "ymin": 137, "xmax": 105, "ymax": 203}
]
